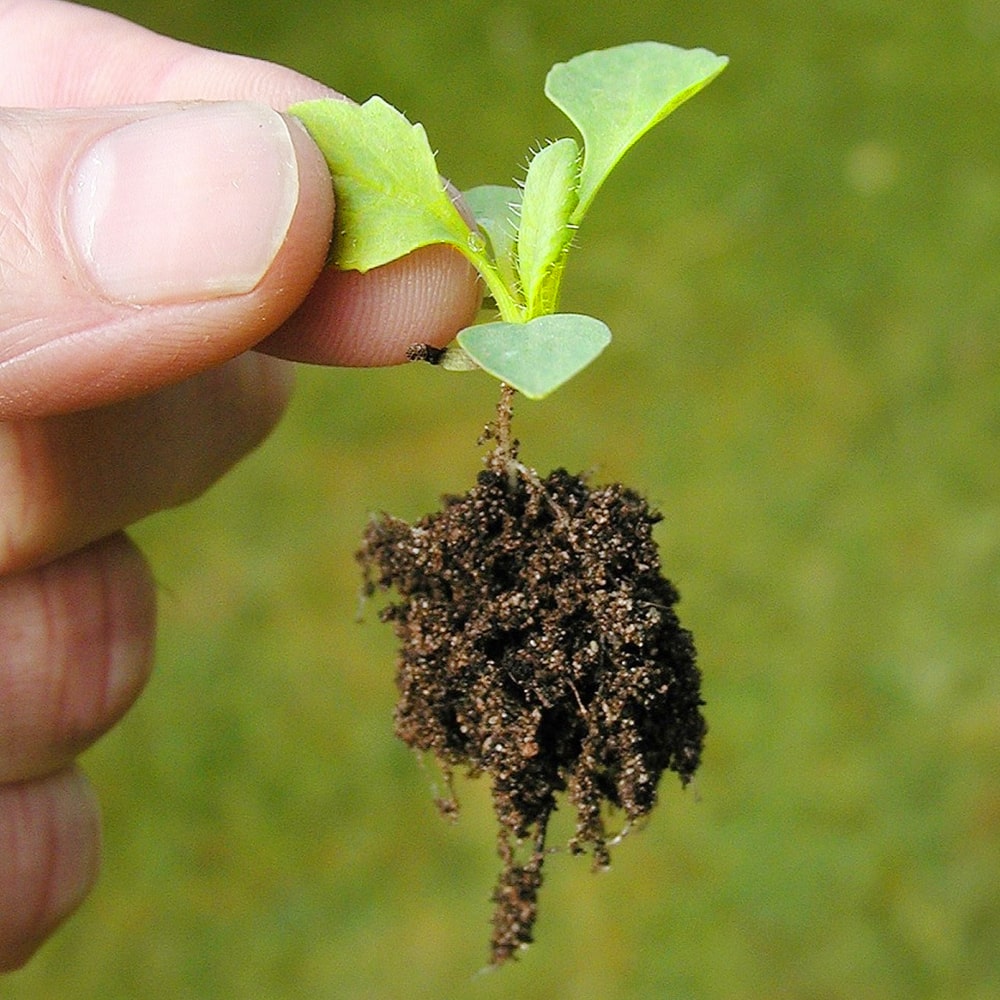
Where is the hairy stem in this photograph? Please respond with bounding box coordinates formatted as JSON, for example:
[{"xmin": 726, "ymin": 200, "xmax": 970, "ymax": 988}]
[
  {"xmin": 495, "ymin": 383, "xmax": 517, "ymax": 463},
  {"xmin": 458, "ymin": 246, "xmax": 525, "ymax": 322}
]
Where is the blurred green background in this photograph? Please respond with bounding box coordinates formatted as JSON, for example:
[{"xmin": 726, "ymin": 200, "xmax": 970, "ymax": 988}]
[{"xmin": 9, "ymin": 2, "xmax": 999, "ymax": 998}]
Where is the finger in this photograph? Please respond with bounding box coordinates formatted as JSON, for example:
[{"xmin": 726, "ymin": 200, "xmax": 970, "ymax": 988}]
[
  {"xmin": 0, "ymin": 0, "xmax": 481, "ymax": 378},
  {"xmin": 259, "ymin": 245, "xmax": 482, "ymax": 366},
  {"xmin": 0, "ymin": 534, "xmax": 155, "ymax": 781},
  {"xmin": 0, "ymin": 352, "xmax": 292, "ymax": 575},
  {"xmin": 0, "ymin": 767, "xmax": 101, "ymax": 973},
  {"xmin": 0, "ymin": 101, "xmax": 333, "ymax": 419}
]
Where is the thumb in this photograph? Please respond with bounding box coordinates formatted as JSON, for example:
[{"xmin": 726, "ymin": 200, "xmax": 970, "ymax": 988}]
[{"xmin": 0, "ymin": 101, "xmax": 334, "ymax": 419}]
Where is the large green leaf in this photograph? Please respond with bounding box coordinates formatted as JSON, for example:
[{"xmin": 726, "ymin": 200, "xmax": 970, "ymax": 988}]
[
  {"xmin": 457, "ymin": 314, "xmax": 611, "ymax": 399},
  {"xmin": 289, "ymin": 96, "xmax": 471, "ymax": 272},
  {"xmin": 545, "ymin": 42, "xmax": 729, "ymax": 222}
]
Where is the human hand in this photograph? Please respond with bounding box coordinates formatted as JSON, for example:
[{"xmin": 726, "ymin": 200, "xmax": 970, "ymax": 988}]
[{"xmin": 0, "ymin": 0, "xmax": 479, "ymax": 970}]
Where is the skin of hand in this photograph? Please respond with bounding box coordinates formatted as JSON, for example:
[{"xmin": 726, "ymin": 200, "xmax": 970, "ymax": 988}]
[{"xmin": 0, "ymin": 0, "xmax": 480, "ymax": 972}]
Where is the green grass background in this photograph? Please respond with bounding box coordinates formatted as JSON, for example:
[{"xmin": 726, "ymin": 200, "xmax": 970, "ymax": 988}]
[{"xmin": 8, "ymin": 2, "xmax": 999, "ymax": 998}]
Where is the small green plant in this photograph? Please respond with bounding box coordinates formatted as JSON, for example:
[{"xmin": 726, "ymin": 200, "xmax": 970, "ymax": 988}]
[
  {"xmin": 291, "ymin": 42, "xmax": 727, "ymax": 966},
  {"xmin": 290, "ymin": 41, "xmax": 727, "ymax": 398}
]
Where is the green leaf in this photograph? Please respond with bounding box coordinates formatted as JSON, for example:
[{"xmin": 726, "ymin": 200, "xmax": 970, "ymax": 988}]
[
  {"xmin": 457, "ymin": 314, "xmax": 611, "ymax": 399},
  {"xmin": 462, "ymin": 185, "xmax": 522, "ymax": 295},
  {"xmin": 545, "ymin": 42, "xmax": 729, "ymax": 222},
  {"xmin": 516, "ymin": 138, "xmax": 580, "ymax": 316},
  {"xmin": 289, "ymin": 96, "xmax": 471, "ymax": 272}
]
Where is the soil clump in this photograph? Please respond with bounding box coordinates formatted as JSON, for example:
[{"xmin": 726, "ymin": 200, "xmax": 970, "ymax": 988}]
[{"xmin": 357, "ymin": 396, "xmax": 704, "ymax": 964}]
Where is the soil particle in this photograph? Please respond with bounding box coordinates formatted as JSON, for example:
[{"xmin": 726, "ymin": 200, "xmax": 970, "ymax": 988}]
[{"xmin": 357, "ymin": 400, "xmax": 704, "ymax": 965}]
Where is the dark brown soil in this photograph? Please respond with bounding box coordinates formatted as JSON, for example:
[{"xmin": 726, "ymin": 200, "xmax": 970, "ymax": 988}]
[{"xmin": 357, "ymin": 393, "xmax": 704, "ymax": 965}]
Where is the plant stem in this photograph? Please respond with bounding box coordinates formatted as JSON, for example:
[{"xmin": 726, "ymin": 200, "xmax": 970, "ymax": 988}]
[
  {"xmin": 459, "ymin": 246, "xmax": 525, "ymax": 323},
  {"xmin": 495, "ymin": 383, "xmax": 516, "ymax": 463},
  {"xmin": 481, "ymin": 383, "xmax": 521, "ymax": 486}
]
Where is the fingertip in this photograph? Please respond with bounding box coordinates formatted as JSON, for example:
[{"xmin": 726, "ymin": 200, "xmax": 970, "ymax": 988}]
[
  {"xmin": 274, "ymin": 111, "xmax": 336, "ymax": 304},
  {"xmin": 259, "ymin": 243, "xmax": 481, "ymax": 366}
]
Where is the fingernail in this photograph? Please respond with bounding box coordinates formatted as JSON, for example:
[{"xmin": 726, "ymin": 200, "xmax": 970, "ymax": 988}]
[{"xmin": 66, "ymin": 103, "xmax": 299, "ymax": 305}]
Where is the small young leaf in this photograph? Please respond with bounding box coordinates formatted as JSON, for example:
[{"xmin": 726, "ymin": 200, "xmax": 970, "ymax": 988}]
[
  {"xmin": 516, "ymin": 138, "xmax": 580, "ymax": 316},
  {"xmin": 289, "ymin": 96, "xmax": 471, "ymax": 272},
  {"xmin": 462, "ymin": 185, "xmax": 522, "ymax": 295},
  {"xmin": 457, "ymin": 314, "xmax": 610, "ymax": 399},
  {"xmin": 545, "ymin": 42, "xmax": 728, "ymax": 222}
]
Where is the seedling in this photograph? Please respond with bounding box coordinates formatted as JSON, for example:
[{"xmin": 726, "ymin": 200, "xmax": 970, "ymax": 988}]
[
  {"xmin": 290, "ymin": 41, "xmax": 727, "ymax": 966},
  {"xmin": 290, "ymin": 41, "xmax": 727, "ymax": 398}
]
